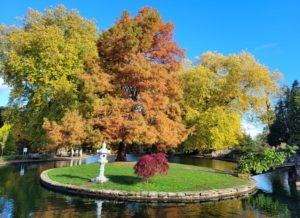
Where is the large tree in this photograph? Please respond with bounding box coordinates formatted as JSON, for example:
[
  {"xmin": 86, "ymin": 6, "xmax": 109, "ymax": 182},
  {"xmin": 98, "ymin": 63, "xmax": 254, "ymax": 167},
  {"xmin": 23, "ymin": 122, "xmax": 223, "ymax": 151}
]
[
  {"xmin": 95, "ymin": 7, "xmax": 186, "ymax": 161},
  {"xmin": 179, "ymin": 52, "xmax": 280, "ymax": 151},
  {"xmin": 268, "ymin": 87, "xmax": 289, "ymax": 146},
  {"xmin": 287, "ymin": 80, "xmax": 300, "ymax": 145},
  {"xmin": 0, "ymin": 107, "xmax": 4, "ymax": 128},
  {"xmin": 268, "ymin": 99, "xmax": 288, "ymax": 146},
  {"xmin": 0, "ymin": 6, "xmax": 103, "ymax": 149}
]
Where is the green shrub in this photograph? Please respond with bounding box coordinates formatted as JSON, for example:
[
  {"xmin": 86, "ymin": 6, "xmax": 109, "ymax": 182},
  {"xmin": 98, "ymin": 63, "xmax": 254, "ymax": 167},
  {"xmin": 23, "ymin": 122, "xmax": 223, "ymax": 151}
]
[
  {"xmin": 0, "ymin": 155, "xmax": 23, "ymax": 161},
  {"xmin": 0, "ymin": 124, "xmax": 17, "ymax": 156},
  {"xmin": 3, "ymin": 132, "xmax": 17, "ymax": 155},
  {"xmin": 238, "ymin": 146, "xmax": 295, "ymax": 174}
]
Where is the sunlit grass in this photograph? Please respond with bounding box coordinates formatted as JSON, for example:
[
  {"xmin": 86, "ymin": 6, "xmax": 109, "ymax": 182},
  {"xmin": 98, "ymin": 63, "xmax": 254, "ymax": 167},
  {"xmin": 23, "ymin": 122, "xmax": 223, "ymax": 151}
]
[{"xmin": 48, "ymin": 162, "xmax": 248, "ymax": 192}]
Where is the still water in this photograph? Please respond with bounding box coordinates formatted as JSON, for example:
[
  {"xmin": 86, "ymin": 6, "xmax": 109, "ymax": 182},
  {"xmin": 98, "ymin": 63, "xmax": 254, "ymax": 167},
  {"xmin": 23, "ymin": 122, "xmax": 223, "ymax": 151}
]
[{"xmin": 0, "ymin": 155, "xmax": 300, "ymax": 218}]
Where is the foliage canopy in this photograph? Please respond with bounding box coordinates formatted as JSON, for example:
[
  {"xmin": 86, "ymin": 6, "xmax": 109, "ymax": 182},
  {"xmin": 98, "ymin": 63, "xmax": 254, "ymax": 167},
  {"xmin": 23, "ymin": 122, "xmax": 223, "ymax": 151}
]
[
  {"xmin": 0, "ymin": 5, "xmax": 100, "ymax": 149},
  {"xmin": 179, "ymin": 52, "xmax": 281, "ymax": 151}
]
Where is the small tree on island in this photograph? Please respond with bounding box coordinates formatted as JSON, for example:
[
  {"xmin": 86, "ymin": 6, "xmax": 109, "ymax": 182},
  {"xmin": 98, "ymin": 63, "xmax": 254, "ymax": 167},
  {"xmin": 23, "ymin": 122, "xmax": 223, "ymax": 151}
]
[{"xmin": 134, "ymin": 153, "xmax": 169, "ymax": 182}]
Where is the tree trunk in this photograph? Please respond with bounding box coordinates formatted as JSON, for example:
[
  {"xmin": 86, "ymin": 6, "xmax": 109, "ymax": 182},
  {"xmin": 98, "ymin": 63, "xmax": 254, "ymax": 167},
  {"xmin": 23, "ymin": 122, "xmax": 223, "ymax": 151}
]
[{"xmin": 115, "ymin": 142, "xmax": 127, "ymax": 161}]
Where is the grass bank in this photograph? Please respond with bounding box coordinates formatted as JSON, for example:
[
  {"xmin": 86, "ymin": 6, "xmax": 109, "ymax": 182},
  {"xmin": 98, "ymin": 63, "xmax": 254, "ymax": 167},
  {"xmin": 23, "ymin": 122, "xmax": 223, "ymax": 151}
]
[{"xmin": 48, "ymin": 162, "xmax": 248, "ymax": 192}]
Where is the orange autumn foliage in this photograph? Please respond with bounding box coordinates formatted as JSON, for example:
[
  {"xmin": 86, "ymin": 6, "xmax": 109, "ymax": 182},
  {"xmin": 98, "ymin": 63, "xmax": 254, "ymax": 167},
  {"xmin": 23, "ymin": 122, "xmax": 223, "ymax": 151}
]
[
  {"xmin": 43, "ymin": 111, "xmax": 87, "ymax": 151},
  {"xmin": 93, "ymin": 7, "xmax": 186, "ymax": 159},
  {"xmin": 41, "ymin": 7, "xmax": 187, "ymax": 157}
]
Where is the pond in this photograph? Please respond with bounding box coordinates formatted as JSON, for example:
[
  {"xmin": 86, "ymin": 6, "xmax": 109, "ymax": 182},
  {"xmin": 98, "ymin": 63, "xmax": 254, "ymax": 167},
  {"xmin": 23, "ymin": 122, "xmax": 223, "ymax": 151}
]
[{"xmin": 0, "ymin": 155, "xmax": 300, "ymax": 217}]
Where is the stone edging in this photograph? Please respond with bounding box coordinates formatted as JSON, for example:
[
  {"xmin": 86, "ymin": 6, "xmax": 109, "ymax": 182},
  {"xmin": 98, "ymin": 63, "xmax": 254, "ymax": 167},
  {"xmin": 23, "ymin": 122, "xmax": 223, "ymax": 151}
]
[{"xmin": 40, "ymin": 169, "xmax": 256, "ymax": 202}]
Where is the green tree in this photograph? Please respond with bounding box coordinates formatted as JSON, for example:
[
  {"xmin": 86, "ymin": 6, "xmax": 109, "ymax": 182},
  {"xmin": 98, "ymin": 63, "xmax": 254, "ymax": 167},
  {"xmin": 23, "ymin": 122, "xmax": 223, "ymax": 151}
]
[
  {"xmin": 0, "ymin": 107, "xmax": 4, "ymax": 127},
  {"xmin": 179, "ymin": 52, "xmax": 280, "ymax": 151},
  {"xmin": 268, "ymin": 98, "xmax": 288, "ymax": 146},
  {"xmin": 0, "ymin": 5, "xmax": 100, "ymax": 149},
  {"xmin": 0, "ymin": 124, "xmax": 11, "ymax": 157},
  {"xmin": 287, "ymin": 80, "xmax": 300, "ymax": 146}
]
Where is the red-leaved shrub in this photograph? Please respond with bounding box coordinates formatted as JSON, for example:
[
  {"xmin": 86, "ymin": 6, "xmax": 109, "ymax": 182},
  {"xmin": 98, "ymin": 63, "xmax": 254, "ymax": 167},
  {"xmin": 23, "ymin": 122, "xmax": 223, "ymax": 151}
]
[
  {"xmin": 134, "ymin": 153, "xmax": 169, "ymax": 180},
  {"xmin": 152, "ymin": 153, "xmax": 169, "ymax": 175}
]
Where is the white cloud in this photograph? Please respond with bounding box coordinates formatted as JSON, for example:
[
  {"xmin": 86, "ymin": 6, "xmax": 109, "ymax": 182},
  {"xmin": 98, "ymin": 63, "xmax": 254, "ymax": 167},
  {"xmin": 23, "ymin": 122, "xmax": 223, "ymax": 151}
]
[
  {"xmin": 242, "ymin": 122, "xmax": 264, "ymax": 138},
  {"xmin": 254, "ymin": 43, "xmax": 277, "ymax": 51}
]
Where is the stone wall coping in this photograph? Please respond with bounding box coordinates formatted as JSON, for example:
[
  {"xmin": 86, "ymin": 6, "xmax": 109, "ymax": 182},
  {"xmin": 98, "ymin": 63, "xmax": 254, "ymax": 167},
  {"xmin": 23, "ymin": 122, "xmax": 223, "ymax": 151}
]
[{"xmin": 40, "ymin": 169, "xmax": 256, "ymax": 203}]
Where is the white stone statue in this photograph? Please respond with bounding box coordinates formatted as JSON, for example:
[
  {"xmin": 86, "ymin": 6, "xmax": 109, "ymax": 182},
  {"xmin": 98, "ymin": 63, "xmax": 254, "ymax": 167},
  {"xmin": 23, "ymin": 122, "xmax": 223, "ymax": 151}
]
[{"xmin": 91, "ymin": 142, "xmax": 111, "ymax": 183}]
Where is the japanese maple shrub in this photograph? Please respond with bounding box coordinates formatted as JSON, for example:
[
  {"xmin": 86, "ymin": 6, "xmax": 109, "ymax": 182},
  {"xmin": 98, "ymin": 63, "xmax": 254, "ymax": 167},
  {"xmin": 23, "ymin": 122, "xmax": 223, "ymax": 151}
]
[{"xmin": 134, "ymin": 153, "xmax": 169, "ymax": 181}]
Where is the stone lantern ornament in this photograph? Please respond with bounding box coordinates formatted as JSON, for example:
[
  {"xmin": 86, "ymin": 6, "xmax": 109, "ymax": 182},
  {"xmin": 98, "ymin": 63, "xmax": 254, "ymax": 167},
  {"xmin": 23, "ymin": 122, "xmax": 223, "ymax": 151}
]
[{"xmin": 91, "ymin": 142, "xmax": 111, "ymax": 183}]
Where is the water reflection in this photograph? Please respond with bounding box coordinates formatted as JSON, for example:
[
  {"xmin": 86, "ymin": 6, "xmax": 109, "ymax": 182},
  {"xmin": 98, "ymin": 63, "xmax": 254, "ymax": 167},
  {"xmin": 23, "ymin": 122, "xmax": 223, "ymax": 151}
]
[
  {"xmin": 19, "ymin": 165, "xmax": 25, "ymax": 177},
  {"xmin": 95, "ymin": 200, "xmax": 103, "ymax": 217},
  {"xmin": 247, "ymin": 192, "xmax": 291, "ymax": 217},
  {"xmin": 253, "ymin": 170, "xmax": 299, "ymax": 197},
  {"xmin": 0, "ymin": 156, "xmax": 300, "ymax": 217},
  {"xmin": 70, "ymin": 158, "xmax": 83, "ymax": 167},
  {"xmin": 168, "ymin": 155, "xmax": 237, "ymax": 172},
  {"xmin": 106, "ymin": 154, "xmax": 238, "ymax": 172}
]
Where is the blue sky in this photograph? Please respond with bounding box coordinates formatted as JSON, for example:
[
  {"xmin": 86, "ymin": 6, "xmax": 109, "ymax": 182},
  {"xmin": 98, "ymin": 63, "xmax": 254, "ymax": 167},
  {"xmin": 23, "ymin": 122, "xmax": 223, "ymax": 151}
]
[{"xmin": 0, "ymin": 1, "xmax": 299, "ymax": 135}]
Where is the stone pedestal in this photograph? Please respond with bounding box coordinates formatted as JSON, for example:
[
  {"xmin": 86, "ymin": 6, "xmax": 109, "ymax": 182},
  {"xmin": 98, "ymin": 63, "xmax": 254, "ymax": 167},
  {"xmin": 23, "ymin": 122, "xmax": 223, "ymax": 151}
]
[{"xmin": 91, "ymin": 142, "xmax": 110, "ymax": 183}]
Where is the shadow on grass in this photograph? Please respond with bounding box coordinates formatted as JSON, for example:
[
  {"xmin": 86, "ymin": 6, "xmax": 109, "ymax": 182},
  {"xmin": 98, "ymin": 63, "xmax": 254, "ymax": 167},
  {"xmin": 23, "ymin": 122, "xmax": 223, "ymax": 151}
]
[
  {"xmin": 53, "ymin": 174, "xmax": 143, "ymax": 185},
  {"xmin": 108, "ymin": 175, "xmax": 143, "ymax": 185},
  {"xmin": 55, "ymin": 174, "xmax": 90, "ymax": 181}
]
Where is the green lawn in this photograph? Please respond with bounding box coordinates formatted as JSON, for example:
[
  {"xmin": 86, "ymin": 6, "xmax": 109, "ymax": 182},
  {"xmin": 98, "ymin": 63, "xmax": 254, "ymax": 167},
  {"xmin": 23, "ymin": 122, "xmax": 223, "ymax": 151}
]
[{"xmin": 47, "ymin": 162, "xmax": 248, "ymax": 192}]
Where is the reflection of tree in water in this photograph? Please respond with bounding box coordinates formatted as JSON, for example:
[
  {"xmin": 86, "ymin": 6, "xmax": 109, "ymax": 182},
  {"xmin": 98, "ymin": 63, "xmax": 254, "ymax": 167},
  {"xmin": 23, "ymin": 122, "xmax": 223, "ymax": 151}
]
[
  {"xmin": 252, "ymin": 169, "xmax": 300, "ymax": 217},
  {"xmin": 31, "ymin": 198, "xmax": 97, "ymax": 217},
  {"xmin": 0, "ymin": 162, "xmax": 97, "ymax": 217},
  {"xmin": 167, "ymin": 155, "xmax": 237, "ymax": 172},
  {"xmin": 1, "ymin": 160, "xmax": 300, "ymax": 217},
  {"xmin": 247, "ymin": 192, "xmax": 291, "ymax": 217},
  {"xmin": 0, "ymin": 164, "xmax": 51, "ymax": 217},
  {"xmin": 98, "ymin": 199, "xmax": 262, "ymax": 218},
  {"xmin": 269, "ymin": 170, "xmax": 291, "ymax": 196}
]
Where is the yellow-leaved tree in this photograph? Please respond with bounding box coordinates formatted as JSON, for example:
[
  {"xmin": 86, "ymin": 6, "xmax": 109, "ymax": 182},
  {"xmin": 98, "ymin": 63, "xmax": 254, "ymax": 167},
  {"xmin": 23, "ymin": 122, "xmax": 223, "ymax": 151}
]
[
  {"xmin": 178, "ymin": 52, "xmax": 281, "ymax": 152},
  {"xmin": 0, "ymin": 5, "xmax": 109, "ymax": 150}
]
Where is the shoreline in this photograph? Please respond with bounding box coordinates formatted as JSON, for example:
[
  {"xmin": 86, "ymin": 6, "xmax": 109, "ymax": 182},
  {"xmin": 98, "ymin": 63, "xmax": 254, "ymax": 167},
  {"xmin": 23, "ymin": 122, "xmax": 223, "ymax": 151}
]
[
  {"xmin": 0, "ymin": 156, "xmax": 88, "ymax": 166},
  {"xmin": 40, "ymin": 167, "xmax": 257, "ymax": 203},
  {"xmin": 0, "ymin": 153, "xmax": 235, "ymax": 166}
]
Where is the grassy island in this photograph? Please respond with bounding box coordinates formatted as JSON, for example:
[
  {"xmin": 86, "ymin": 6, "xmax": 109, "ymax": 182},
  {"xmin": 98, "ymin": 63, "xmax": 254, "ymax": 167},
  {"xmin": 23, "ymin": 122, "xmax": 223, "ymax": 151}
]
[{"xmin": 48, "ymin": 162, "xmax": 248, "ymax": 192}]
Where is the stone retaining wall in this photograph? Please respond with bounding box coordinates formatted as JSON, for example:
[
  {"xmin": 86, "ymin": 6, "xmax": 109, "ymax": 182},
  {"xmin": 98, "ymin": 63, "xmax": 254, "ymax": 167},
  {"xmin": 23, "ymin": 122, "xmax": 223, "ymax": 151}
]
[{"xmin": 40, "ymin": 170, "xmax": 257, "ymax": 203}]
